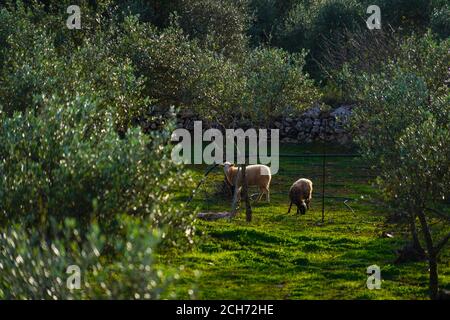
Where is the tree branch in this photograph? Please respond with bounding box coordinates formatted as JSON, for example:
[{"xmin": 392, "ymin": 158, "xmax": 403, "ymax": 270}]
[
  {"xmin": 435, "ymin": 232, "xmax": 450, "ymax": 254},
  {"xmin": 426, "ymin": 207, "xmax": 450, "ymax": 223}
]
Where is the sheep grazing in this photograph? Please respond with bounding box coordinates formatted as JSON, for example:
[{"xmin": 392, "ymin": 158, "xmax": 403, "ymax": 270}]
[
  {"xmin": 223, "ymin": 162, "xmax": 271, "ymax": 202},
  {"xmin": 288, "ymin": 178, "xmax": 313, "ymax": 215}
]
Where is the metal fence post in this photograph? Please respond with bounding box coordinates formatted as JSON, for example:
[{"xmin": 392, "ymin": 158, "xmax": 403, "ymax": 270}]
[{"xmin": 322, "ymin": 148, "xmax": 326, "ymax": 223}]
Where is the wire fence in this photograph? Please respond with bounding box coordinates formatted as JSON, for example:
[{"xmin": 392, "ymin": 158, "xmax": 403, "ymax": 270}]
[{"xmin": 189, "ymin": 152, "xmax": 376, "ymax": 221}]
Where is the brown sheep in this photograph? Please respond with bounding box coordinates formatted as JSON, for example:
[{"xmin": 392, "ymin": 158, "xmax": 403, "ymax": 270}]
[
  {"xmin": 288, "ymin": 178, "xmax": 313, "ymax": 215},
  {"xmin": 223, "ymin": 162, "xmax": 271, "ymax": 202}
]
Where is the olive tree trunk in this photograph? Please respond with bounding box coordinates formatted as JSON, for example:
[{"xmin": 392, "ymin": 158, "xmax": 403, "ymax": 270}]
[
  {"xmin": 410, "ymin": 212, "xmax": 426, "ymax": 257},
  {"xmin": 241, "ymin": 164, "xmax": 252, "ymax": 222},
  {"xmin": 417, "ymin": 210, "xmax": 438, "ymax": 299},
  {"xmin": 230, "ymin": 165, "xmax": 252, "ymax": 222},
  {"xmin": 231, "ymin": 166, "xmax": 241, "ymax": 217}
]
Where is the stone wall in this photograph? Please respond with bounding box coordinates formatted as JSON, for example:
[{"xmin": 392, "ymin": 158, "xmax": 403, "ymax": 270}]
[
  {"xmin": 275, "ymin": 105, "xmax": 353, "ymax": 145},
  {"xmin": 175, "ymin": 105, "xmax": 354, "ymax": 145}
]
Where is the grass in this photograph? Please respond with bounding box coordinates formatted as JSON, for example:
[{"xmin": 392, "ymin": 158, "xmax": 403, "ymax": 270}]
[{"xmin": 162, "ymin": 143, "xmax": 450, "ymax": 300}]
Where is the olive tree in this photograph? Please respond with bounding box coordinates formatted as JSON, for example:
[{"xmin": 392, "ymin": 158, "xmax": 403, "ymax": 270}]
[
  {"xmin": 395, "ymin": 107, "xmax": 450, "ymax": 299},
  {"xmin": 350, "ymin": 34, "xmax": 450, "ymax": 298},
  {"xmin": 179, "ymin": 0, "xmax": 250, "ymax": 60}
]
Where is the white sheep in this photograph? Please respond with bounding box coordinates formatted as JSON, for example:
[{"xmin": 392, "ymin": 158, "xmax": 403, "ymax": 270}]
[
  {"xmin": 223, "ymin": 162, "xmax": 271, "ymax": 202},
  {"xmin": 288, "ymin": 178, "xmax": 313, "ymax": 215}
]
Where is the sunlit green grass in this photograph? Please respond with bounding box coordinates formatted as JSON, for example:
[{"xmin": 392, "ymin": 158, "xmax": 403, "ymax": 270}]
[{"xmin": 162, "ymin": 143, "xmax": 450, "ymax": 300}]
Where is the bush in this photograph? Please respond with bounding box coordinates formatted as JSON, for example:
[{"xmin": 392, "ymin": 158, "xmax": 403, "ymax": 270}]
[
  {"xmin": 353, "ymin": 72, "xmax": 433, "ymax": 167},
  {"xmin": 115, "ymin": 17, "xmax": 206, "ymax": 112},
  {"xmin": 308, "ymin": 0, "xmax": 364, "ymax": 78},
  {"xmin": 353, "ymin": 73, "xmax": 450, "ymax": 299},
  {"xmin": 118, "ymin": 0, "xmax": 182, "ymax": 27},
  {"xmin": 0, "ymin": 6, "xmax": 59, "ymax": 114},
  {"xmin": 115, "ymin": 0, "xmax": 170, "ymax": 25},
  {"xmin": 274, "ymin": 0, "xmax": 365, "ymax": 79},
  {"xmin": 0, "ymin": 8, "xmax": 174, "ymax": 119},
  {"xmin": 0, "ymin": 217, "xmax": 185, "ymax": 299},
  {"xmin": 312, "ymin": 0, "xmax": 362, "ymax": 36},
  {"xmin": 370, "ymin": 0, "xmax": 431, "ymax": 30},
  {"xmin": 0, "ymin": 3, "xmax": 197, "ymax": 300},
  {"xmin": 115, "ymin": 16, "xmax": 320, "ymax": 127},
  {"xmin": 352, "ymin": 66, "xmax": 450, "ymax": 203},
  {"xmin": 274, "ymin": 1, "xmax": 315, "ymax": 53},
  {"xmin": 430, "ymin": 5, "xmax": 450, "ymax": 39},
  {"xmin": 186, "ymin": 50, "xmax": 247, "ymax": 127},
  {"xmin": 190, "ymin": 46, "xmax": 320, "ymax": 127},
  {"xmin": 0, "ymin": 2, "xmax": 322, "ymax": 128},
  {"xmin": 0, "ymin": 98, "xmax": 195, "ymax": 246},
  {"xmin": 332, "ymin": 32, "xmax": 449, "ymax": 104},
  {"xmin": 395, "ymin": 105, "xmax": 450, "ymax": 207},
  {"xmin": 248, "ymin": 0, "xmax": 297, "ymax": 45},
  {"xmin": 349, "ymin": 32, "xmax": 449, "ymax": 161},
  {"xmin": 395, "ymin": 32, "xmax": 450, "ymax": 95},
  {"xmin": 242, "ymin": 47, "xmax": 321, "ymax": 125},
  {"xmin": 179, "ymin": 0, "xmax": 250, "ymax": 59},
  {"xmin": 0, "ymin": 5, "xmax": 148, "ymax": 132},
  {"xmin": 253, "ymin": 0, "xmax": 445, "ymax": 81}
]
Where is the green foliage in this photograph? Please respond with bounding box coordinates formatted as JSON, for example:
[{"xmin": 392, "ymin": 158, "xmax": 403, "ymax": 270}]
[
  {"xmin": 430, "ymin": 5, "xmax": 450, "ymax": 39},
  {"xmin": 1, "ymin": 0, "xmax": 116, "ymax": 52},
  {"xmin": 248, "ymin": 0, "xmax": 445, "ymax": 80},
  {"xmin": 395, "ymin": 103, "xmax": 450, "ymax": 207},
  {"xmin": 306, "ymin": 0, "xmax": 364, "ymax": 78},
  {"xmin": 115, "ymin": 16, "xmax": 319, "ymax": 127},
  {"xmin": 334, "ymin": 32, "xmax": 449, "ymax": 104},
  {"xmin": 370, "ymin": 0, "xmax": 431, "ymax": 30},
  {"xmin": 274, "ymin": 1, "xmax": 317, "ymax": 53},
  {"xmin": 0, "ymin": 5, "xmax": 58, "ymax": 113},
  {"xmin": 0, "ymin": 98, "xmax": 195, "ymax": 246},
  {"xmin": 190, "ymin": 46, "xmax": 320, "ymax": 127},
  {"xmin": 125, "ymin": 0, "xmax": 183, "ymax": 27},
  {"xmin": 186, "ymin": 51, "xmax": 247, "ymax": 127},
  {"xmin": 242, "ymin": 47, "xmax": 321, "ymax": 125},
  {"xmin": 115, "ymin": 0, "xmax": 179, "ymax": 25},
  {"xmin": 0, "ymin": 217, "xmax": 183, "ymax": 299},
  {"xmin": 320, "ymin": 80, "xmax": 347, "ymax": 105},
  {"xmin": 347, "ymin": 39, "xmax": 450, "ymax": 299},
  {"xmin": 311, "ymin": 0, "xmax": 362, "ymax": 37},
  {"xmin": 395, "ymin": 32, "xmax": 450, "ymax": 96},
  {"xmin": 0, "ymin": 2, "xmax": 198, "ymax": 300},
  {"xmin": 0, "ymin": 5, "xmax": 148, "ymax": 131},
  {"xmin": 349, "ymin": 33, "xmax": 450, "ymax": 208},
  {"xmin": 248, "ymin": 0, "xmax": 298, "ymax": 45},
  {"xmin": 334, "ymin": 24, "xmax": 450, "ymax": 300},
  {"xmin": 274, "ymin": 0, "xmax": 365, "ymax": 79},
  {"xmin": 116, "ymin": 17, "xmax": 205, "ymax": 112},
  {"xmin": 179, "ymin": 0, "xmax": 250, "ymax": 59},
  {"xmin": 353, "ymin": 72, "xmax": 432, "ymax": 170}
]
